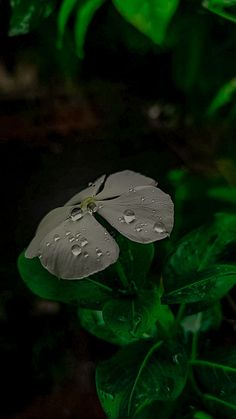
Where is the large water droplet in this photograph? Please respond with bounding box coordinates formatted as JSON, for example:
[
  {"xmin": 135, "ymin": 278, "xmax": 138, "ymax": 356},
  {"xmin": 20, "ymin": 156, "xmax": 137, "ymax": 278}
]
[
  {"xmin": 80, "ymin": 237, "xmax": 88, "ymax": 247},
  {"xmin": 154, "ymin": 222, "xmax": 167, "ymax": 234},
  {"xmin": 87, "ymin": 202, "xmax": 97, "ymax": 214},
  {"xmin": 71, "ymin": 244, "xmax": 82, "ymax": 256},
  {"xmin": 70, "ymin": 207, "xmax": 83, "ymax": 221},
  {"xmin": 65, "ymin": 231, "xmax": 71, "ymax": 236},
  {"xmin": 54, "ymin": 234, "xmax": 60, "ymax": 242},
  {"xmin": 96, "ymin": 248, "xmax": 103, "ymax": 257},
  {"xmin": 123, "ymin": 209, "xmax": 136, "ymax": 224},
  {"xmin": 84, "ymin": 251, "xmax": 89, "ymax": 258}
]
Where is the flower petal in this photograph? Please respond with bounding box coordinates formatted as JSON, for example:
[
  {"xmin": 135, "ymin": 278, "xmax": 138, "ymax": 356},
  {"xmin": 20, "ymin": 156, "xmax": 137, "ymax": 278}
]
[
  {"xmin": 65, "ymin": 174, "xmax": 106, "ymax": 205},
  {"xmin": 38, "ymin": 214, "xmax": 119, "ymax": 279},
  {"xmin": 97, "ymin": 186, "xmax": 174, "ymax": 243},
  {"xmin": 25, "ymin": 206, "xmax": 72, "ymax": 258},
  {"xmin": 96, "ymin": 170, "xmax": 156, "ymax": 200}
]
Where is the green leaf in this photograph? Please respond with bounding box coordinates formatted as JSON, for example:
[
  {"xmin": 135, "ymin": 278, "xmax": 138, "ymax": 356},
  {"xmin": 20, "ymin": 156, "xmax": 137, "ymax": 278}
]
[
  {"xmin": 192, "ymin": 347, "xmax": 236, "ymax": 419},
  {"xmin": 162, "ymin": 213, "xmax": 236, "ymax": 305},
  {"xmin": 96, "ymin": 339, "xmax": 188, "ymax": 419},
  {"xmin": 203, "ymin": 1, "xmax": 236, "ymax": 24},
  {"xmin": 113, "ymin": 0, "xmax": 180, "ymax": 45},
  {"xmin": 18, "ymin": 251, "xmax": 112, "ymax": 309},
  {"xmin": 9, "ymin": 0, "xmax": 55, "ymax": 36},
  {"xmin": 114, "ymin": 234, "xmax": 155, "ymax": 288},
  {"xmin": 102, "ymin": 288, "xmax": 174, "ymax": 343},
  {"xmin": 74, "ymin": 0, "xmax": 106, "ymax": 58},
  {"xmin": 57, "ymin": 0, "xmax": 78, "ymax": 47},
  {"xmin": 206, "ymin": 78, "xmax": 236, "ymax": 118},
  {"xmin": 78, "ymin": 308, "xmax": 130, "ymax": 345}
]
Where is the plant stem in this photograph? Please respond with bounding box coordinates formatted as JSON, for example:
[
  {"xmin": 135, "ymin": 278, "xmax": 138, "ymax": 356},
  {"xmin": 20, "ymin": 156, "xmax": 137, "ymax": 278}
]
[{"xmin": 115, "ymin": 261, "xmax": 129, "ymax": 289}]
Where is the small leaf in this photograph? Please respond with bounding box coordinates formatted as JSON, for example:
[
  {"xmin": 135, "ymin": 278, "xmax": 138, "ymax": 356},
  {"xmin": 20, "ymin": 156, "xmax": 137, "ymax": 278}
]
[
  {"xmin": 192, "ymin": 347, "xmax": 236, "ymax": 419},
  {"xmin": 162, "ymin": 213, "xmax": 236, "ymax": 305},
  {"xmin": 113, "ymin": 0, "xmax": 180, "ymax": 45},
  {"xmin": 96, "ymin": 339, "xmax": 188, "ymax": 418},
  {"xmin": 18, "ymin": 251, "xmax": 112, "ymax": 309},
  {"xmin": 102, "ymin": 289, "xmax": 161, "ymax": 342},
  {"xmin": 74, "ymin": 0, "xmax": 106, "ymax": 58},
  {"xmin": 78, "ymin": 308, "xmax": 129, "ymax": 345},
  {"xmin": 9, "ymin": 0, "xmax": 55, "ymax": 36},
  {"xmin": 57, "ymin": 0, "xmax": 78, "ymax": 47}
]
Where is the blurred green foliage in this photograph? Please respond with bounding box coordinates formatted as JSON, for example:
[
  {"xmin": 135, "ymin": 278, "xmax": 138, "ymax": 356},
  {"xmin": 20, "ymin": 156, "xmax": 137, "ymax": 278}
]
[{"xmin": 7, "ymin": 0, "xmax": 236, "ymax": 121}]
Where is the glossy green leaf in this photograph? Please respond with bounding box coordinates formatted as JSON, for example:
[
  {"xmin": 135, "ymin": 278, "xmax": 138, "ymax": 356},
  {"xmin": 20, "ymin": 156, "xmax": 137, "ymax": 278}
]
[
  {"xmin": 113, "ymin": 0, "xmax": 180, "ymax": 45},
  {"xmin": 9, "ymin": 0, "xmax": 55, "ymax": 36},
  {"xmin": 96, "ymin": 339, "xmax": 188, "ymax": 418},
  {"xmin": 57, "ymin": 0, "xmax": 78, "ymax": 47},
  {"xmin": 102, "ymin": 289, "xmax": 168, "ymax": 343},
  {"xmin": 18, "ymin": 251, "xmax": 112, "ymax": 309},
  {"xmin": 78, "ymin": 308, "xmax": 130, "ymax": 345},
  {"xmin": 162, "ymin": 213, "xmax": 236, "ymax": 305},
  {"xmin": 192, "ymin": 347, "xmax": 236, "ymax": 419},
  {"xmin": 74, "ymin": 0, "xmax": 106, "ymax": 58},
  {"xmin": 206, "ymin": 78, "xmax": 236, "ymax": 117},
  {"xmin": 203, "ymin": 0, "xmax": 236, "ymax": 23}
]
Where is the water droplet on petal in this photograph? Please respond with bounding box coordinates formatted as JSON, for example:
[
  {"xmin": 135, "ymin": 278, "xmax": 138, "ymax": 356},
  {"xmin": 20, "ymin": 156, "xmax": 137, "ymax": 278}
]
[
  {"xmin": 123, "ymin": 209, "xmax": 136, "ymax": 224},
  {"xmin": 54, "ymin": 234, "xmax": 60, "ymax": 242},
  {"xmin": 96, "ymin": 248, "xmax": 103, "ymax": 257},
  {"xmin": 88, "ymin": 182, "xmax": 93, "ymax": 186},
  {"xmin": 154, "ymin": 221, "xmax": 167, "ymax": 234},
  {"xmin": 65, "ymin": 231, "xmax": 71, "ymax": 236},
  {"xmin": 87, "ymin": 202, "xmax": 97, "ymax": 214},
  {"xmin": 118, "ymin": 216, "xmax": 125, "ymax": 223},
  {"xmin": 69, "ymin": 237, "xmax": 75, "ymax": 242},
  {"xmin": 46, "ymin": 242, "xmax": 50, "ymax": 247},
  {"xmin": 80, "ymin": 237, "xmax": 88, "ymax": 247},
  {"xmin": 106, "ymin": 251, "xmax": 110, "ymax": 256},
  {"xmin": 71, "ymin": 244, "xmax": 82, "ymax": 256},
  {"xmin": 71, "ymin": 207, "xmax": 83, "ymax": 221},
  {"xmin": 141, "ymin": 197, "xmax": 145, "ymax": 202},
  {"xmin": 84, "ymin": 251, "xmax": 89, "ymax": 258},
  {"xmin": 135, "ymin": 225, "xmax": 143, "ymax": 232}
]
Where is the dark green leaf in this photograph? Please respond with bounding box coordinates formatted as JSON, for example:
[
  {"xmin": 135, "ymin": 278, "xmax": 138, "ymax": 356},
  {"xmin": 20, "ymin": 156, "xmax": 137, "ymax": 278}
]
[
  {"xmin": 57, "ymin": 0, "xmax": 78, "ymax": 46},
  {"xmin": 103, "ymin": 289, "xmax": 174, "ymax": 343},
  {"xmin": 162, "ymin": 213, "xmax": 236, "ymax": 305},
  {"xmin": 18, "ymin": 251, "xmax": 112, "ymax": 309},
  {"xmin": 78, "ymin": 308, "xmax": 129, "ymax": 345},
  {"xmin": 9, "ymin": 0, "xmax": 55, "ymax": 36},
  {"xmin": 114, "ymin": 234, "xmax": 155, "ymax": 288},
  {"xmin": 113, "ymin": 0, "xmax": 180, "ymax": 45},
  {"xmin": 192, "ymin": 347, "xmax": 236, "ymax": 419},
  {"xmin": 96, "ymin": 339, "xmax": 187, "ymax": 418}
]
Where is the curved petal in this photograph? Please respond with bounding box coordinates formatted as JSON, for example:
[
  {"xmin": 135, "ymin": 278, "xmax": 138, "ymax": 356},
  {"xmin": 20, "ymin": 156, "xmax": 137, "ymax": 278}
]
[
  {"xmin": 97, "ymin": 186, "xmax": 174, "ymax": 243},
  {"xmin": 96, "ymin": 170, "xmax": 157, "ymax": 200},
  {"xmin": 38, "ymin": 214, "xmax": 119, "ymax": 279},
  {"xmin": 25, "ymin": 206, "xmax": 73, "ymax": 258},
  {"xmin": 65, "ymin": 174, "xmax": 106, "ymax": 206}
]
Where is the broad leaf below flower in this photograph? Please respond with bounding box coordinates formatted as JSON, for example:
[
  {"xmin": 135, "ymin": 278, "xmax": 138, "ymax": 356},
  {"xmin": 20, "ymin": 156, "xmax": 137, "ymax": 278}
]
[
  {"xmin": 162, "ymin": 213, "xmax": 236, "ymax": 306},
  {"xmin": 96, "ymin": 339, "xmax": 187, "ymax": 419}
]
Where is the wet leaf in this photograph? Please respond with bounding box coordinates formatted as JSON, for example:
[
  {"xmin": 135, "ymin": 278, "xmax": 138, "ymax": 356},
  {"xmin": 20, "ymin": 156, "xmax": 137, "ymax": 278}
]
[
  {"xmin": 162, "ymin": 213, "xmax": 236, "ymax": 305},
  {"xmin": 192, "ymin": 347, "xmax": 236, "ymax": 419},
  {"xmin": 96, "ymin": 339, "xmax": 187, "ymax": 418}
]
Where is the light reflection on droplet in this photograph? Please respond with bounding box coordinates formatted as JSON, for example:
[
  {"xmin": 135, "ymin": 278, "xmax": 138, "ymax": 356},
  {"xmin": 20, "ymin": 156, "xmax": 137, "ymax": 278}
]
[{"xmin": 123, "ymin": 209, "xmax": 136, "ymax": 224}]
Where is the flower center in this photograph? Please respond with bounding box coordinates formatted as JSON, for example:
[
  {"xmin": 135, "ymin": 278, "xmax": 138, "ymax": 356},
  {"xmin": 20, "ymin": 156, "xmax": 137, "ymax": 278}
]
[{"xmin": 80, "ymin": 197, "xmax": 98, "ymax": 214}]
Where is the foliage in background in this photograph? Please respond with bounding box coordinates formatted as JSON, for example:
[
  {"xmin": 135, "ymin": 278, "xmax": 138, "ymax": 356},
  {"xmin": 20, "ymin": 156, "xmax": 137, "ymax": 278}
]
[{"xmin": 6, "ymin": 0, "xmax": 236, "ymax": 121}]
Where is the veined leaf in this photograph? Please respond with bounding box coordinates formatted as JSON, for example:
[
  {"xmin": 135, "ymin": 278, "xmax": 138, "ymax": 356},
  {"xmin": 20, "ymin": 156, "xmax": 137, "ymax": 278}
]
[
  {"xmin": 103, "ymin": 288, "xmax": 174, "ymax": 343},
  {"xmin": 96, "ymin": 339, "xmax": 188, "ymax": 418},
  {"xmin": 113, "ymin": 0, "xmax": 180, "ymax": 45},
  {"xmin": 9, "ymin": 0, "xmax": 55, "ymax": 36},
  {"xmin": 192, "ymin": 347, "xmax": 236, "ymax": 419},
  {"xmin": 74, "ymin": 0, "xmax": 106, "ymax": 58},
  {"xmin": 18, "ymin": 251, "xmax": 112, "ymax": 309},
  {"xmin": 162, "ymin": 213, "xmax": 236, "ymax": 305}
]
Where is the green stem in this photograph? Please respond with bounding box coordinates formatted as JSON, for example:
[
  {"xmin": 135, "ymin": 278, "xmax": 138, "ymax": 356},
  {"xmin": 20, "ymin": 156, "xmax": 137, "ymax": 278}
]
[
  {"xmin": 115, "ymin": 261, "xmax": 129, "ymax": 289},
  {"xmin": 175, "ymin": 303, "xmax": 186, "ymax": 325}
]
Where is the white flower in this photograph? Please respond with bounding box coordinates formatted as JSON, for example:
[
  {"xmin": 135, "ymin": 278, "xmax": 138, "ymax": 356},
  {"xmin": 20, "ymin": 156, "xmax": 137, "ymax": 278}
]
[{"xmin": 25, "ymin": 170, "xmax": 174, "ymax": 279}]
